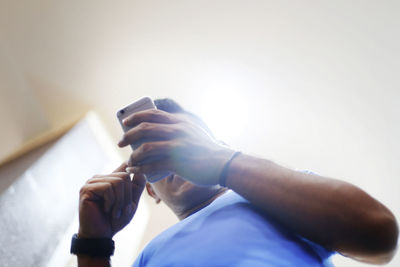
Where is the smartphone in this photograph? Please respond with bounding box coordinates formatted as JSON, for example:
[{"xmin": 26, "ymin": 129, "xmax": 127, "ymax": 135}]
[{"xmin": 117, "ymin": 96, "xmax": 172, "ymax": 183}]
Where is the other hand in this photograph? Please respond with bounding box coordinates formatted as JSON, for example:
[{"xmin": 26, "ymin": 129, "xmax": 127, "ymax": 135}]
[{"xmin": 78, "ymin": 163, "xmax": 146, "ymax": 238}]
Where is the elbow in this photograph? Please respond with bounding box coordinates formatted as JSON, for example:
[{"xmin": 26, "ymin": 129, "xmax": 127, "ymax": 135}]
[
  {"xmin": 373, "ymin": 212, "xmax": 398, "ymax": 264},
  {"xmin": 357, "ymin": 209, "xmax": 399, "ymax": 264}
]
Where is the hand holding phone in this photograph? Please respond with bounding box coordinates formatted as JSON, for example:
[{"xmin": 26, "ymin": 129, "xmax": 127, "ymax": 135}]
[{"xmin": 117, "ymin": 97, "xmax": 172, "ymax": 183}]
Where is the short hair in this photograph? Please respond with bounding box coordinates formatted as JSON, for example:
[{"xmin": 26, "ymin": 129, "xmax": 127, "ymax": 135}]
[
  {"xmin": 154, "ymin": 98, "xmax": 214, "ymax": 138},
  {"xmin": 154, "ymin": 98, "xmax": 185, "ymax": 113}
]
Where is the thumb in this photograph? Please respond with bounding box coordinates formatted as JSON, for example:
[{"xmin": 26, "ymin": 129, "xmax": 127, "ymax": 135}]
[{"xmin": 113, "ymin": 162, "xmax": 128, "ymax": 173}]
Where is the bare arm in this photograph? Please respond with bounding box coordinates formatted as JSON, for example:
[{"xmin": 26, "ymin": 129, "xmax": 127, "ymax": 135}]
[{"xmin": 223, "ymin": 154, "xmax": 398, "ymax": 264}]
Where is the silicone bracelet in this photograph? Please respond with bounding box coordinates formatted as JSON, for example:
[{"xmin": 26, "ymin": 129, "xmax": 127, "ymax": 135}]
[{"xmin": 219, "ymin": 151, "xmax": 242, "ymax": 187}]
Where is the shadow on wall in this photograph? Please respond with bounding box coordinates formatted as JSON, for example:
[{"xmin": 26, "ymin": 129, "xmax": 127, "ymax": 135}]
[
  {"xmin": 0, "ymin": 113, "xmax": 123, "ymax": 267},
  {"xmin": 0, "ymin": 43, "xmax": 49, "ymax": 162},
  {"xmin": 27, "ymin": 74, "xmax": 93, "ymax": 129}
]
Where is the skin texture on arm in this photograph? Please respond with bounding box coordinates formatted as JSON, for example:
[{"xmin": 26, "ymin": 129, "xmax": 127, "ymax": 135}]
[
  {"xmin": 224, "ymin": 154, "xmax": 398, "ymax": 264},
  {"xmin": 76, "ymin": 163, "xmax": 146, "ymax": 267},
  {"xmin": 120, "ymin": 109, "xmax": 398, "ymax": 265}
]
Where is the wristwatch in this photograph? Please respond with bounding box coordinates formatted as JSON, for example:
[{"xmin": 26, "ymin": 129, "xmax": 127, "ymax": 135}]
[{"xmin": 70, "ymin": 234, "xmax": 115, "ymax": 258}]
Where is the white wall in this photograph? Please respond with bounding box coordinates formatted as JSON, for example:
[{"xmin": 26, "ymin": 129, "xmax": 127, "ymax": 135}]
[
  {"xmin": 0, "ymin": 1, "xmax": 399, "ymax": 266},
  {"xmin": 0, "ymin": 39, "xmax": 49, "ymax": 162}
]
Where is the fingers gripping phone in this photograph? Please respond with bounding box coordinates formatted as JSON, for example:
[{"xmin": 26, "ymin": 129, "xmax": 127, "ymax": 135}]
[{"xmin": 117, "ymin": 96, "xmax": 172, "ymax": 183}]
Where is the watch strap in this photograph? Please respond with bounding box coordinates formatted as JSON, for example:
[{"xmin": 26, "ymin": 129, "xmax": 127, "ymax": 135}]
[
  {"xmin": 219, "ymin": 151, "xmax": 242, "ymax": 187},
  {"xmin": 70, "ymin": 234, "xmax": 115, "ymax": 258}
]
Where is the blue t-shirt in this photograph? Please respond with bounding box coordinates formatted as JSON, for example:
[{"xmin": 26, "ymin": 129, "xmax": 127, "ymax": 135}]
[{"xmin": 133, "ymin": 191, "xmax": 334, "ymax": 267}]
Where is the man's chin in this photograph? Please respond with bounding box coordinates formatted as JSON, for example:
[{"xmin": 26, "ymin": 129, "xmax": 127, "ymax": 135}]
[
  {"xmin": 173, "ymin": 179, "xmax": 220, "ymax": 198},
  {"xmin": 171, "ymin": 176, "xmax": 196, "ymax": 194}
]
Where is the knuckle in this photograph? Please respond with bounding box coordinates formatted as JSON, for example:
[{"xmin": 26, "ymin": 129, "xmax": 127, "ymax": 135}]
[
  {"xmin": 117, "ymin": 173, "xmax": 130, "ymax": 180},
  {"xmin": 122, "ymin": 173, "xmax": 131, "ymax": 181},
  {"xmin": 128, "ymin": 113, "xmax": 137, "ymax": 122},
  {"xmin": 122, "ymin": 132, "xmax": 129, "ymax": 141},
  {"xmin": 174, "ymin": 123, "xmax": 186, "ymax": 135},
  {"xmin": 109, "ymin": 177, "xmax": 122, "ymax": 186},
  {"xmin": 124, "ymin": 113, "xmax": 137, "ymax": 125},
  {"xmin": 128, "ymin": 154, "xmax": 135, "ymax": 166},
  {"xmin": 86, "ymin": 178, "xmax": 97, "ymax": 184},
  {"xmin": 112, "ymin": 171, "xmax": 125, "ymax": 176},
  {"xmin": 140, "ymin": 143, "xmax": 152, "ymax": 153},
  {"xmin": 148, "ymin": 109, "xmax": 158, "ymax": 116},
  {"xmin": 79, "ymin": 186, "xmax": 92, "ymax": 200},
  {"xmin": 139, "ymin": 122, "xmax": 151, "ymax": 131},
  {"xmin": 79, "ymin": 186, "xmax": 87, "ymax": 195},
  {"xmin": 113, "ymin": 175, "xmax": 124, "ymax": 183}
]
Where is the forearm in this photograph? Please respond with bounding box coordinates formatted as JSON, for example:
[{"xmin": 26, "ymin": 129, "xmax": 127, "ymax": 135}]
[
  {"xmin": 75, "ymin": 164, "xmax": 145, "ymax": 267},
  {"xmin": 77, "ymin": 256, "xmax": 111, "ymax": 267},
  {"xmin": 225, "ymin": 153, "xmax": 398, "ymax": 263}
]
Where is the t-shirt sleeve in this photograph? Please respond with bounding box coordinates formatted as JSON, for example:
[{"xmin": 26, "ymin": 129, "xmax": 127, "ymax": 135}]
[
  {"xmin": 132, "ymin": 252, "xmax": 144, "ymax": 267},
  {"xmin": 299, "ymin": 236, "xmax": 336, "ymax": 266}
]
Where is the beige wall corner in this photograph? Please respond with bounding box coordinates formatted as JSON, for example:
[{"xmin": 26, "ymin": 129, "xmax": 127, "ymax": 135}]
[{"xmin": 0, "ymin": 39, "xmax": 49, "ymax": 163}]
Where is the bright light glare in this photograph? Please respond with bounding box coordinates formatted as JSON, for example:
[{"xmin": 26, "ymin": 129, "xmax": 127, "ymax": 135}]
[{"xmin": 199, "ymin": 89, "xmax": 249, "ymax": 143}]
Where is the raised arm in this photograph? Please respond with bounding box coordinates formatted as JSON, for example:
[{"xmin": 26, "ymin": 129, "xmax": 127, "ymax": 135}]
[
  {"xmin": 224, "ymin": 154, "xmax": 398, "ymax": 264},
  {"xmin": 75, "ymin": 163, "xmax": 146, "ymax": 267},
  {"xmin": 120, "ymin": 109, "xmax": 398, "ymax": 265}
]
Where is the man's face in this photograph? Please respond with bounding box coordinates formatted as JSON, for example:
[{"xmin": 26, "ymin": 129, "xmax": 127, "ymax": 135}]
[{"xmin": 145, "ymin": 113, "xmax": 223, "ymax": 217}]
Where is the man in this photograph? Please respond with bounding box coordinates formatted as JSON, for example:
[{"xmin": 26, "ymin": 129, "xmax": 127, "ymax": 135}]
[{"xmin": 72, "ymin": 99, "xmax": 398, "ymax": 266}]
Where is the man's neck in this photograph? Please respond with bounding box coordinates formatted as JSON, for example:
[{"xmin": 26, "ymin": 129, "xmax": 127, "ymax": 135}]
[{"xmin": 177, "ymin": 187, "xmax": 228, "ymax": 220}]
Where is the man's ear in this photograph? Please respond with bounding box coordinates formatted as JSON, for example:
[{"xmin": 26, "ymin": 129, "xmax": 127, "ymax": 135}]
[{"xmin": 146, "ymin": 183, "xmax": 161, "ymax": 204}]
